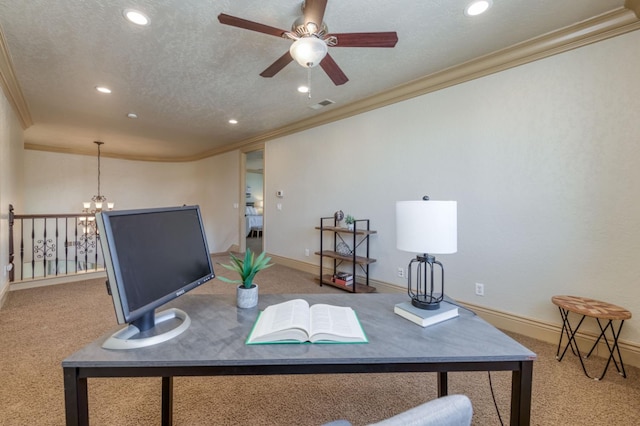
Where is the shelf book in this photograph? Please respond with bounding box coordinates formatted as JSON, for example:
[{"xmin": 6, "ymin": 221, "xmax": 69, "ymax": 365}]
[
  {"xmin": 246, "ymin": 299, "xmax": 368, "ymax": 344},
  {"xmin": 333, "ymin": 272, "xmax": 353, "ymax": 286},
  {"xmin": 394, "ymin": 300, "xmax": 459, "ymax": 327}
]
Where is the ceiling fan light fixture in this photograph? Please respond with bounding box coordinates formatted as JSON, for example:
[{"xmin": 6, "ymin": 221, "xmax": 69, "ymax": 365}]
[{"xmin": 289, "ymin": 36, "xmax": 328, "ymax": 68}]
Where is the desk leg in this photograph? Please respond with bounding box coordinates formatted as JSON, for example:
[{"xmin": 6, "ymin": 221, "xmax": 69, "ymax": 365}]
[
  {"xmin": 510, "ymin": 361, "xmax": 533, "ymax": 426},
  {"xmin": 437, "ymin": 372, "xmax": 448, "ymax": 397},
  {"xmin": 162, "ymin": 377, "xmax": 173, "ymax": 426},
  {"xmin": 63, "ymin": 367, "xmax": 88, "ymax": 426}
]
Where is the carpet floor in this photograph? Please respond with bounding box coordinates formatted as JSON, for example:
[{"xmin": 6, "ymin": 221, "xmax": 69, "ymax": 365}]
[{"xmin": 0, "ymin": 254, "xmax": 638, "ymax": 425}]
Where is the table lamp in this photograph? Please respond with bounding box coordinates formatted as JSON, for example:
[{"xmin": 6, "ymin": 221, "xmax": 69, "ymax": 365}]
[{"xmin": 396, "ymin": 196, "xmax": 457, "ymax": 310}]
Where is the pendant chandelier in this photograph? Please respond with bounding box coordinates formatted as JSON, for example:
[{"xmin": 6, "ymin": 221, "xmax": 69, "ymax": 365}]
[{"xmin": 83, "ymin": 141, "xmax": 114, "ymax": 213}]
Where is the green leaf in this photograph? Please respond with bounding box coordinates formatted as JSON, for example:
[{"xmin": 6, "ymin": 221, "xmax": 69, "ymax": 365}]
[{"xmin": 217, "ymin": 248, "xmax": 273, "ymax": 288}]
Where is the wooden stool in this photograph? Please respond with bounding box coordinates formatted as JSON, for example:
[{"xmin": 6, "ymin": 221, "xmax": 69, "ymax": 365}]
[{"xmin": 551, "ymin": 295, "xmax": 631, "ymax": 380}]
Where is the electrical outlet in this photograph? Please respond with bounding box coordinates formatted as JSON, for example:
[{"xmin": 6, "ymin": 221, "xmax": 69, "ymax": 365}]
[
  {"xmin": 304, "ymin": 248, "xmax": 310, "ymax": 257},
  {"xmin": 397, "ymin": 267, "xmax": 404, "ymax": 278},
  {"xmin": 475, "ymin": 283, "xmax": 485, "ymax": 296}
]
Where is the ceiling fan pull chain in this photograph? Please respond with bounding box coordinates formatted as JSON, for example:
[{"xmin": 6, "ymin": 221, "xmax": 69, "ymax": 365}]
[{"xmin": 307, "ymin": 67, "xmax": 312, "ymax": 99}]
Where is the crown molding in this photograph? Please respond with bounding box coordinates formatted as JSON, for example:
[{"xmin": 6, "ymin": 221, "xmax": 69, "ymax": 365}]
[
  {"xmin": 0, "ymin": 26, "xmax": 32, "ymax": 129},
  {"xmin": 23, "ymin": 7, "xmax": 640, "ymax": 162},
  {"xmin": 23, "ymin": 142, "xmax": 215, "ymax": 163}
]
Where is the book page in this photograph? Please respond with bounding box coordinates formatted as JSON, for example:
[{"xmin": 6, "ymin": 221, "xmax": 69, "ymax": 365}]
[
  {"xmin": 308, "ymin": 304, "xmax": 367, "ymax": 343},
  {"xmin": 248, "ymin": 299, "xmax": 311, "ymax": 343}
]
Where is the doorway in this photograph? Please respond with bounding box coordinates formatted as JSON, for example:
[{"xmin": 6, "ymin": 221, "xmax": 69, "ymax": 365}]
[{"xmin": 243, "ymin": 149, "xmax": 264, "ymax": 254}]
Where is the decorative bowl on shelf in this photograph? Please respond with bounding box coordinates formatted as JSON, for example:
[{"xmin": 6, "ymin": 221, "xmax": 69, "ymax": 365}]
[{"xmin": 336, "ymin": 242, "xmax": 351, "ymax": 256}]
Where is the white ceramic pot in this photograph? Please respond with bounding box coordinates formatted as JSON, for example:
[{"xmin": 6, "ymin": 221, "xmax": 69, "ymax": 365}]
[{"xmin": 237, "ymin": 284, "xmax": 258, "ymax": 309}]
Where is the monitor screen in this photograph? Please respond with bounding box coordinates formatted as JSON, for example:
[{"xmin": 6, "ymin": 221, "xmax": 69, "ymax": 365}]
[{"xmin": 96, "ymin": 205, "xmax": 215, "ymax": 349}]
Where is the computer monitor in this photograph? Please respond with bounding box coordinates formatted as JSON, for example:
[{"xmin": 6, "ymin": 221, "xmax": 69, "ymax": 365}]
[{"xmin": 96, "ymin": 205, "xmax": 215, "ymax": 350}]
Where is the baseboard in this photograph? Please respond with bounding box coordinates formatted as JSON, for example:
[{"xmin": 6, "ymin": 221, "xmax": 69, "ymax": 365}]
[
  {"xmin": 0, "ymin": 282, "xmax": 9, "ymax": 308},
  {"xmin": 459, "ymin": 301, "xmax": 640, "ymax": 370},
  {"xmin": 268, "ymin": 254, "xmax": 317, "ymax": 274},
  {"xmin": 9, "ymin": 270, "xmax": 106, "ymax": 291},
  {"xmin": 268, "ymin": 254, "xmax": 405, "ymax": 294},
  {"xmin": 271, "ymin": 254, "xmax": 640, "ymax": 370}
]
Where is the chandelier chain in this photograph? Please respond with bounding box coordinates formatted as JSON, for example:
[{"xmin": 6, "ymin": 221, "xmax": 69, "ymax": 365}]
[{"xmin": 90, "ymin": 141, "xmax": 107, "ymax": 204}]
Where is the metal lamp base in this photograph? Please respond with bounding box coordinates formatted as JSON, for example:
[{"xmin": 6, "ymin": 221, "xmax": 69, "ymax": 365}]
[
  {"xmin": 407, "ymin": 253, "xmax": 445, "ymax": 311},
  {"xmin": 411, "ymin": 295, "xmax": 441, "ymax": 310}
]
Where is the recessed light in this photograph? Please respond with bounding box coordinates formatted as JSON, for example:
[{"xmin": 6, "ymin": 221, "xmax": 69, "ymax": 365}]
[
  {"xmin": 465, "ymin": 0, "xmax": 492, "ymax": 16},
  {"xmin": 127, "ymin": 113, "xmax": 138, "ymax": 119},
  {"xmin": 228, "ymin": 119, "xmax": 238, "ymax": 124},
  {"xmin": 123, "ymin": 9, "xmax": 150, "ymax": 26},
  {"xmin": 95, "ymin": 86, "xmax": 112, "ymax": 94},
  {"xmin": 298, "ymin": 86, "xmax": 309, "ymax": 93}
]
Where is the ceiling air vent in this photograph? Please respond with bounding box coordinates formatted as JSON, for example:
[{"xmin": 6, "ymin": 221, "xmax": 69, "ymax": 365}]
[{"xmin": 309, "ymin": 99, "xmax": 335, "ymax": 110}]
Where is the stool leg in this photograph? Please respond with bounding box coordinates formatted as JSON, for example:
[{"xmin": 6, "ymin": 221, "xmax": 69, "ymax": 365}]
[
  {"xmin": 587, "ymin": 320, "xmax": 627, "ymax": 380},
  {"xmin": 555, "ymin": 308, "xmax": 592, "ymax": 379},
  {"xmin": 555, "ymin": 308, "xmax": 571, "ymax": 359},
  {"xmin": 585, "ymin": 320, "xmax": 620, "ymax": 371},
  {"xmin": 556, "ymin": 308, "xmax": 586, "ymax": 361},
  {"xmin": 611, "ymin": 321, "xmax": 628, "ymax": 378}
]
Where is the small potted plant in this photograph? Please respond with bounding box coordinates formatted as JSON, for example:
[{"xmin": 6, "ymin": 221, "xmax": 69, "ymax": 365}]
[
  {"xmin": 345, "ymin": 214, "xmax": 355, "ymax": 231},
  {"xmin": 217, "ymin": 249, "xmax": 273, "ymax": 308}
]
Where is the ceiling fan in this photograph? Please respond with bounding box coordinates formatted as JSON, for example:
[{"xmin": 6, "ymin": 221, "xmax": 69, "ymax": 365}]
[{"xmin": 218, "ymin": 0, "xmax": 398, "ymax": 86}]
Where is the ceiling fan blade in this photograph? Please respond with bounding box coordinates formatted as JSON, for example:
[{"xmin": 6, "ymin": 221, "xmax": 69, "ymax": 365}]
[
  {"xmin": 303, "ymin": 0, "xmax": 328, "ymax": 28},
  {"xmin": 320, "ymin": 53, "xmax": 348, "ymax": 86},
  {"xmin": 218, "ymin": 13, "xmax": 287, "ymax": 38},
  {"xmin": 260, "ymin": 51, "xmax": 294, "ymax": 78},
  {"xmin": 329, "ymin": 32, "xmax": 399, "ymax": 48}
]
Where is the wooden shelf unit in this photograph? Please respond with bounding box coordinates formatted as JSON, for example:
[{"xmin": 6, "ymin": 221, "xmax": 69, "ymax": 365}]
[{"xmin": 315, "ymin": 217, "xmax": 377, "ymax": 293}]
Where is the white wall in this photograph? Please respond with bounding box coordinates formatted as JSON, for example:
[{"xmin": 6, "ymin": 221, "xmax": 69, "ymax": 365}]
[
  {"xmin": 0, "ymin": 90, "xmax": 24, "ymax": 301},
  {"xmin": 23, "ymin": 149, "xmax": 241, "ymax": 254},
  {"xmin": 265, "ymin": 30, "xmax": 640, "ymax": 344},
  {"xmin": 195, "ymin": 150, "xmax": 240, "ymax": 252}
]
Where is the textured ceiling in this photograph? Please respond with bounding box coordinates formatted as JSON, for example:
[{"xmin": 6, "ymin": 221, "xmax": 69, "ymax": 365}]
[{"xmin": 0, "ymin": 0, "xmax": 629, "ymax": 160}]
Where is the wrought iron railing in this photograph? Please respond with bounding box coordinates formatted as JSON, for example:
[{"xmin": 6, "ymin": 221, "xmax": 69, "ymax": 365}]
[{"xmin": 8, "ymin": 205, "xmax": 104, "ymax": 282}]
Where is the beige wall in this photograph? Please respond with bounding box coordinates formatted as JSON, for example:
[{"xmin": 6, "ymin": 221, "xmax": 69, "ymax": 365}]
[
  {"xmin": 22, "ymin": 149, "xmax": 240, "ymax": 254},
  {"xmin": 0, "ymin": 89, "xmax": 24, "ymax": 303},
  {"xmin": 265, "ymin": 29, "xmax": 640, "ymax": 344}
]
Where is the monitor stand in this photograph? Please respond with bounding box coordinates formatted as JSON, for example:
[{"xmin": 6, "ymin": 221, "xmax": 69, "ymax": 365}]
[{"xmin": 102, "ymin": 308, "xmax": 191, "ymax": 350}]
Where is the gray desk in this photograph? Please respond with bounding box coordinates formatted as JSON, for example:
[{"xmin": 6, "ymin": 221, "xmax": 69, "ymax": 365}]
[{"xmin": 63, "ymin": 293, "xmax": 536, "ymax": 425}]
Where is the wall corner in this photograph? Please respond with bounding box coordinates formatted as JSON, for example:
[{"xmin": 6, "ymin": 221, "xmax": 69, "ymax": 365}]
[{"xmin": 625, "ymin": 0, "xmax": 640, "ymax": 18}]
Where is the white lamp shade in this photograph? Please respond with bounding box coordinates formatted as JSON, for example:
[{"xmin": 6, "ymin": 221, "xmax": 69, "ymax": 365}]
[
  {"xmin": 289, "ymin": 37, "xmax": 328, "ymax": 68},
  {"xmin": 396, "ymin": 200, "xmax": 457, "ymax": 254}
]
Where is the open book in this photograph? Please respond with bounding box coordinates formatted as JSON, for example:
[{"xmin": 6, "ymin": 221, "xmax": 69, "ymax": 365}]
[{"xmin": 246, "ymin": 299, "xmax": 368, "ymax": 344}]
